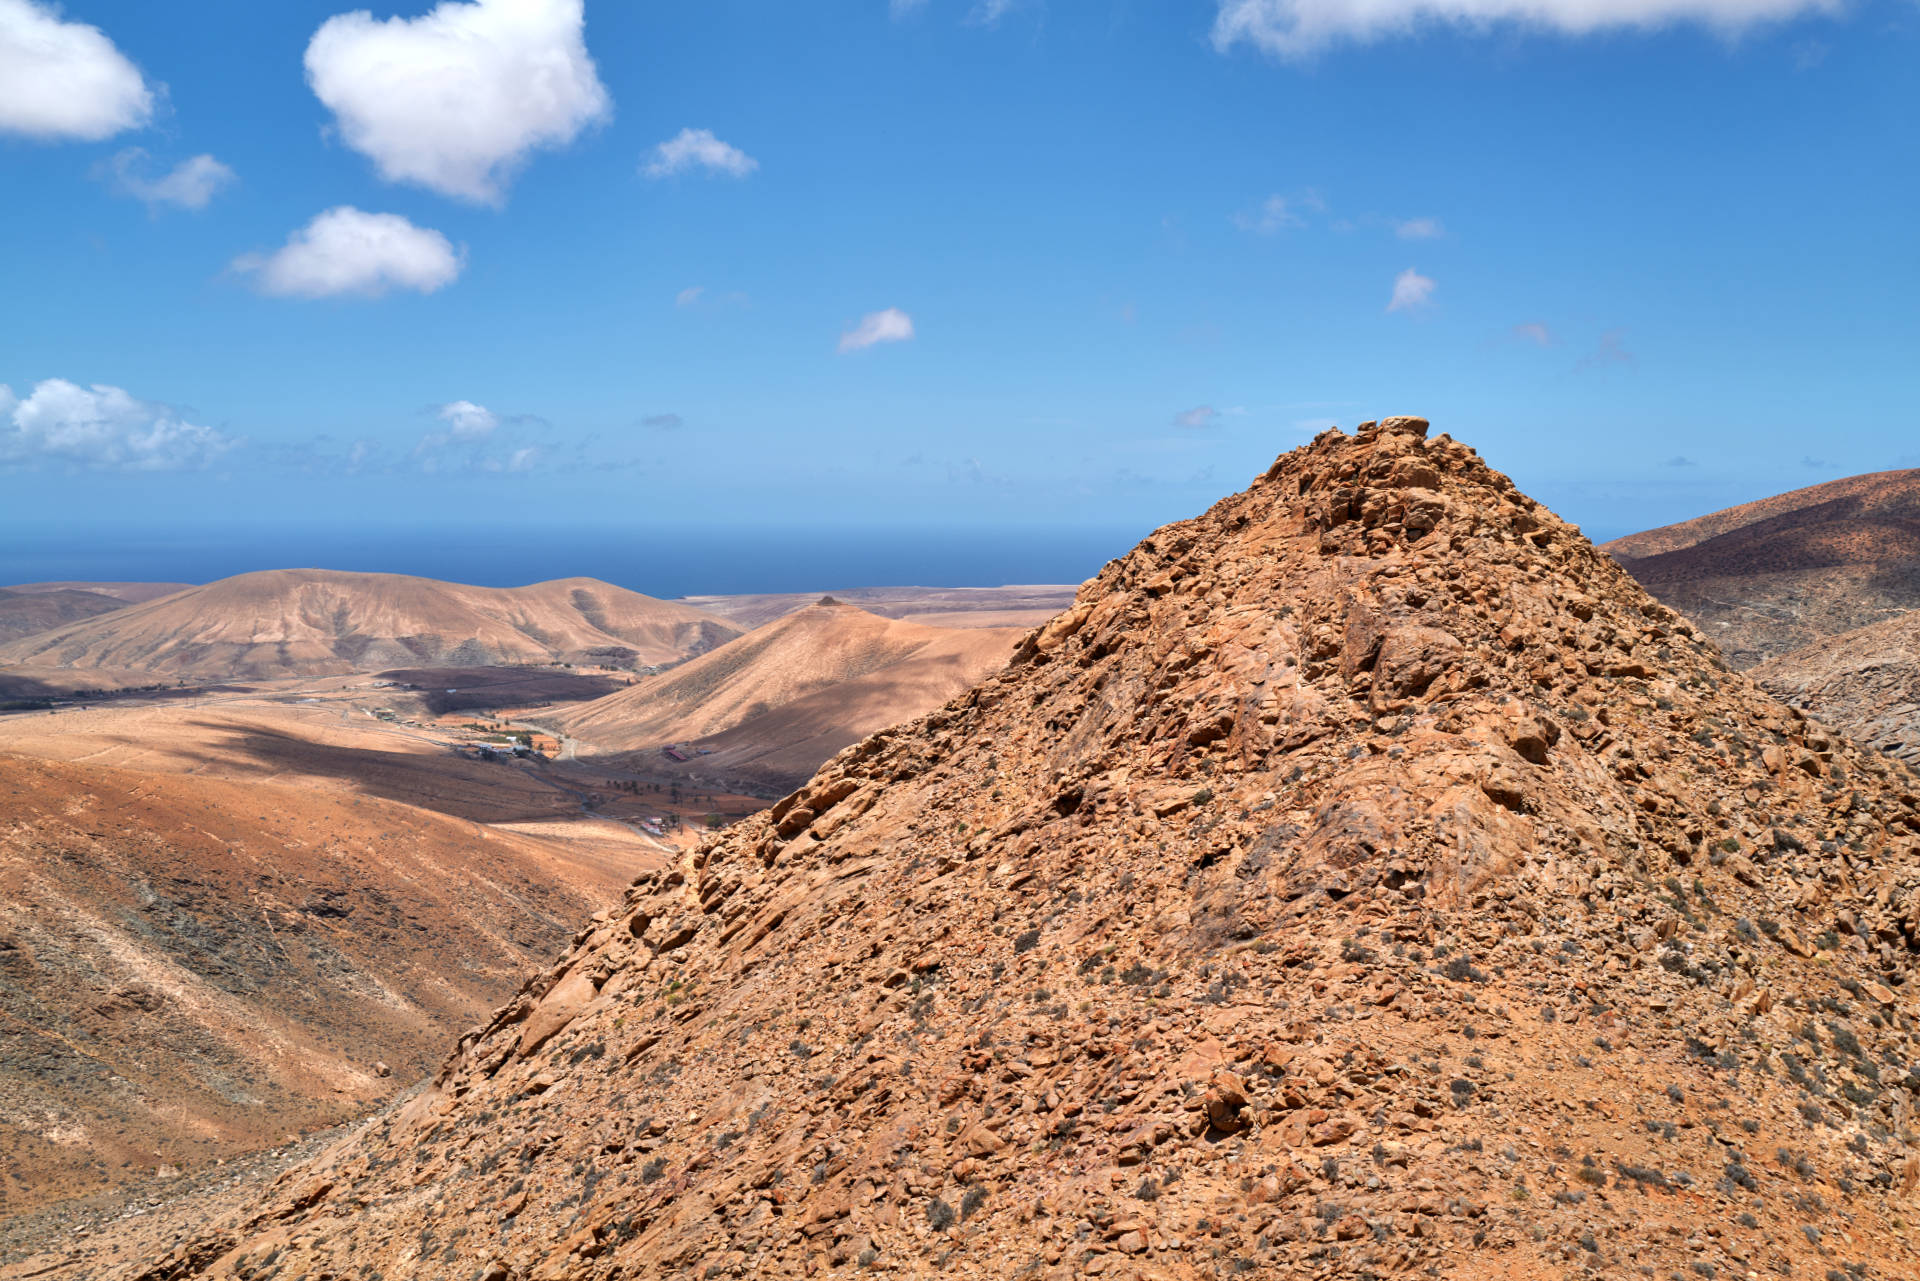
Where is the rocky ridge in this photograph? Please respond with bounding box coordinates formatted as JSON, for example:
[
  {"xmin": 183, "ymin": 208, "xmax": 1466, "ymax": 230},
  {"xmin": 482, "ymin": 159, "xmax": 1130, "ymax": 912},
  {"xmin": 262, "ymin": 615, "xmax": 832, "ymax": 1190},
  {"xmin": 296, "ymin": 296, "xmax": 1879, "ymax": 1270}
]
[
  {"xmin": 44, "ymin": 418, "xmax": 1920, "ymax": 1281},
  {"xmin": 1606, "ymin": 468, "xmax": 1920, "ymax": 668},
  {"xmin": 1756, "ymin": 613, "xmax": 1920, "ymax": 768}
]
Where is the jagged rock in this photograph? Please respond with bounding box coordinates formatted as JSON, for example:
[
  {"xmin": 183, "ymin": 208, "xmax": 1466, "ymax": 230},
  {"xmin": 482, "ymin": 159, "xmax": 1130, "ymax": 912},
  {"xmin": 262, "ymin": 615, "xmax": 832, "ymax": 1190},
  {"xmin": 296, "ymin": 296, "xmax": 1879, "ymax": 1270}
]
[{"xmin": 41, "ymin": 419, "xmax": 1920, "ymax": 1281}]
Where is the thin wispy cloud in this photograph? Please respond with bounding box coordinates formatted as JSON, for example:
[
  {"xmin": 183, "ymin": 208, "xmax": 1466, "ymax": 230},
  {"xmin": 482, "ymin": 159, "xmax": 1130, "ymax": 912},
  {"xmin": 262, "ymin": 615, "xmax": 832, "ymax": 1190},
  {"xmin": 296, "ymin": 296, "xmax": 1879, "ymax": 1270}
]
[
  {"xmin": 0, "ymin": 378, "xmax": 236, "ymax": 471},
  {"xmin": 1386, "ymin": 268, "xmax": 1435, "ymax": 313},
  {"xmin": 968, "ymin": 0, "xmax": 1020, "ymax": 26},
  {"xmin": 1393, "ymin": 216, "xmax": 1444, "ymax": 240},
  {"xmin": 1212, "ymin": 0, "xmax": 1846, "ymax": 58},
  {"xmin": 1173, "ymin": 406, "xmax": 1221, "ymax": 429},
  {"xmin": 1577, "ymin": 328, "xmax": 1634, "ymax": 370},
  {"xmin": 838, "ymin": 307, "xmax": 915, "ymax": 353},
  {"xmin": 642, "ymin": 413, "xmax": 685, "ymax": 429},
  {"xmin": 1232, "ymin": 194, "xmax": 1305, "ymax": 234},
  {"xmin": 233, "ymin": 208, "xmax": 464, "ymax": 300},
  {"xmin": 415, "ymin": 400, "xmax": 541, "ymax": 473},
  {"xmin": 0, "ymin": 0, "xmax": 154, "ymax": 141},
  {"xmin": 101, "ymin": 150, "xmax": 237, "ymax": 211},
  {"xmin": 643, "ymin": 128, "xmax": 757, "ymax": 179},
  {"xmin": 1512, "ymin": 321, "xmax": 1553, "ymax": 346},
  {"xmin": 305, "ymin": 0, "xmax": 609, "ymax": 206},
  {"xmin": 675, "ymin": 286, "xmax": 705, "ymax": 307}
]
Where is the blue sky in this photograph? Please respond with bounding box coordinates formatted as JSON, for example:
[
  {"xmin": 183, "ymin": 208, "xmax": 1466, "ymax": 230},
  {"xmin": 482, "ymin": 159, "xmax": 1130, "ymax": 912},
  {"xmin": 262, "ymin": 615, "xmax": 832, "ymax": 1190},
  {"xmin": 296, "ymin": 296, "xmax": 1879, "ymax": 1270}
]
[{"xmin": 1, "ymin": 0, "xmax": 1916, "ymax": 588}]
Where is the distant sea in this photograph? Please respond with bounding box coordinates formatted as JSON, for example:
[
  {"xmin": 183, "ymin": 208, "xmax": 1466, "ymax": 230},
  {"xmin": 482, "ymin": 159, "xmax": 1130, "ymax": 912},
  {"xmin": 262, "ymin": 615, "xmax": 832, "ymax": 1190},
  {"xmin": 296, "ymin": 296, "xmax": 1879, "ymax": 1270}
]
[{"xmin": 0, "ymin": 524, "xmax": 1150, "ymax": 598}]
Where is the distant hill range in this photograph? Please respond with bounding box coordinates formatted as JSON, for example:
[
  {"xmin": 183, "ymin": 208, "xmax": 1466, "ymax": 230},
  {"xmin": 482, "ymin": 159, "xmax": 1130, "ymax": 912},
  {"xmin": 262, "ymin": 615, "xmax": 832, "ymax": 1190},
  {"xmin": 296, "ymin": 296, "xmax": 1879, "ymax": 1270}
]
[
  {"xmin": 0, "ymin": 569, "xmax": 740, "ymax": 681},
  {"xmin": 0, "ymin": 747, "xmax": 629, "ymax": 1216},
  {"xmin": 1755, "ymin": 612, "xmax": 1920, "ymax": 768},
  {"xmin": 0, "ymin": 581, "xmax": 193, "ymax": 645},
  {"xmin": 679, "ymin": 583, "xmax": 1077, "ymax": 631},
  {"xmin": 1605, "ymin": 467, "xmax": 1920, "ymax": 668},
  {"xmin": 552, "ymin": 598, "xmax": 1025, "ymax": 791}
]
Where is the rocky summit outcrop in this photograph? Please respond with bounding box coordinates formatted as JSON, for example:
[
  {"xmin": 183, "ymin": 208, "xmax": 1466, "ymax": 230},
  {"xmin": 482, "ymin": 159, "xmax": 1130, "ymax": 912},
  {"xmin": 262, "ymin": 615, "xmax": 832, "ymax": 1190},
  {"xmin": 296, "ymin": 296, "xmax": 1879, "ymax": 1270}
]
[{"xmin": 54, "ymin": 418, "xmax": 1920, "ymax": 1281}]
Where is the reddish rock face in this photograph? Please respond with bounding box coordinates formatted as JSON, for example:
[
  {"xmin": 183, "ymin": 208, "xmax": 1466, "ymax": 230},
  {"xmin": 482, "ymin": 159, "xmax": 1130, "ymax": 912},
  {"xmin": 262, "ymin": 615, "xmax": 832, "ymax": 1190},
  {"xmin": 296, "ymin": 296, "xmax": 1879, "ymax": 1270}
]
[{"xmin": 51, "ymin": 417, "xmax": 1920, "ymax": 1281}]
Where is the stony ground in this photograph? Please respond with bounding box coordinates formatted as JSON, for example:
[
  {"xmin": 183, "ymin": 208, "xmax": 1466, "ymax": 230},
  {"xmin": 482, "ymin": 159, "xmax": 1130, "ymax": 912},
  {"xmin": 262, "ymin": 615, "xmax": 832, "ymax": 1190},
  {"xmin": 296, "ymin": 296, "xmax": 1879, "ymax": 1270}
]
[
  {"xmin": 1756, "ymin": 613, "xmax": 1920, "ymax": 770},
  {"xmin": 22, "ymin": 417, "xmax": 1920, "ymax": 1280}
]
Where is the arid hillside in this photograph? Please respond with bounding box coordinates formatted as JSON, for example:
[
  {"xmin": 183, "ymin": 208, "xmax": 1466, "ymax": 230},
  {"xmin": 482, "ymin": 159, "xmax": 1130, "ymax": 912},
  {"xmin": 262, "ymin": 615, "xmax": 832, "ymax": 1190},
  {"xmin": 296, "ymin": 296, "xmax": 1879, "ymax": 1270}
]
[
  {"xmin": 1606, "ymin": 468, "xmax": 1920, "ymax": 666},
  {"xmin": 0, "ymin": 587, "xmax": 129, "ymax": 644},
  {"xmin": 551, "ymin": 601, "xmax": 1023, "ymax": 792},
  {"xmin": 0, "ymin": 571, "xmax": 740, "ymax": 680},
  {"xmin": 1, "ymin": 583, "xmax": 195, "ymax": 605},
  {"xmin": 0, "ymin": 748, "xmax": 642, "ymax": 1220},
  {"xmin": 682, "ymin": 585, "xmax": 1077, "ymax": 631},
  {"xmin": 45, "ymin": 417, "xmax": 1920, "ymax": 1281},
  {"xmin": 1756, "ymin": 612, "xmax": 1920, "ymax": 768}
]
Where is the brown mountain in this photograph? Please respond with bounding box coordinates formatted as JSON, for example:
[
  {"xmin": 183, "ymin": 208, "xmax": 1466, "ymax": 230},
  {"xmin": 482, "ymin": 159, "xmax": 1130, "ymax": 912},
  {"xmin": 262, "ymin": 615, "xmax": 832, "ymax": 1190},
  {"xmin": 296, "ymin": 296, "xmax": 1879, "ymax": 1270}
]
[
  {"xmin": 551, "ymin": 600, "xmax": 1025, "ymax": 791},
  {"xmin": 0, "ymin": 748, "xmax": 637, "ymax": 1219},
  {"xmin": 1, "ymin": 582, "xmax": 195, "ymax": 605},
  {"xmin": 0, "ymin": 570, "xmax": 740, "ymax": 681},
  {"xmin": 1755, "ymin": 611, "xmax": 1920, "ymax": 768},
  {"xmin": 680, "ymin": 585, "xmax": 1080, "ymax": 631},
  {"xmin": 25, "ymin": 417, "xmax": 1920, "ymax": 1281},
  {"xmin": 0, "ymin": 588, "xmax": 128, "ymax": 645},
  {"xmin": 1605, "ymin": 468, "xmax": 1920, "ymax": 667}
]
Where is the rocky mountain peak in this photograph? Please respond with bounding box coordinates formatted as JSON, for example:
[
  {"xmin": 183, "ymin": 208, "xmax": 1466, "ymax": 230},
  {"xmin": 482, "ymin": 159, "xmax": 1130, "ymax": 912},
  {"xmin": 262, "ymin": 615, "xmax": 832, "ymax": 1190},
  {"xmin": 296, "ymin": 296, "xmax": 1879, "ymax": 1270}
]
[{"xmin": 90, "ymin": 421, "xmax": 1920, "ymax": 1281}]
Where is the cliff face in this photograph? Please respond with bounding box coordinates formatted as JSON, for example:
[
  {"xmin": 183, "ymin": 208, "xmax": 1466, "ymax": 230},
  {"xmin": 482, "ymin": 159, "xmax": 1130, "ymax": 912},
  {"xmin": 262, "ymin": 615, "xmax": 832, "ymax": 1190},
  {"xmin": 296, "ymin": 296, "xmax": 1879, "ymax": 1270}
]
[{"xmin": 63, "ymin": 418, "xmax": 1920, "ymax": 1281}]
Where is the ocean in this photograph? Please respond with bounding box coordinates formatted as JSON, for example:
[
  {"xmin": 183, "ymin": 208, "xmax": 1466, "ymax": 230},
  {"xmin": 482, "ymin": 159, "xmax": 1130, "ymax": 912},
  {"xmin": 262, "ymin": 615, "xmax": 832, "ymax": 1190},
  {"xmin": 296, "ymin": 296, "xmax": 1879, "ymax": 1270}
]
[{"xmin": 0, "ymin": 523, "xmax": 1150, "ymax": 597}]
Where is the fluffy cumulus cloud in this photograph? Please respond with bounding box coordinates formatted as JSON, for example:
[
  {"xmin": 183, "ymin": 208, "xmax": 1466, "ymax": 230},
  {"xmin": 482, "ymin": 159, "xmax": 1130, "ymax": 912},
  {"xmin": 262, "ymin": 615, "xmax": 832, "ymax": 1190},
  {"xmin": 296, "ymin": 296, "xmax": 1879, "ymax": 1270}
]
[
  {"xmin": 643, "ymin": 128, "xmax": 758, "ymax": 179},
  {"xmin": 1386, "ymin": 267, "xmax": 1435, "ymax": 313},
  {"xmin": 437, "ymin": 399, "xmax": 498, "ymax": 438},
  {"xmin": 1212, "ymin": 0, "xmax": 1841, "ymax": 57},
  {"xmin": 233, "ymin": 207, "xmax": 464, "ymax": 300},
  {"xmin": 0, "ymin": 0, "xmax": 153, "ymax": 140},
  {"xmin": 838, "ymin": 307, "xmax": 915, "ymax": 353},
  {"xmin": 102, "ymin": 149, "xmax": 236, "ymax": 211},
  {"xmin": 1173, "ymin": 406, "xmax": 1221, "ymax": 429},
  {"xmin": 0, "ymin": 379, "xmax": 235, "ymax": 471},
  {"xmin": 304, "ymin": 0, "xmax": 610, "ymax": 204}
]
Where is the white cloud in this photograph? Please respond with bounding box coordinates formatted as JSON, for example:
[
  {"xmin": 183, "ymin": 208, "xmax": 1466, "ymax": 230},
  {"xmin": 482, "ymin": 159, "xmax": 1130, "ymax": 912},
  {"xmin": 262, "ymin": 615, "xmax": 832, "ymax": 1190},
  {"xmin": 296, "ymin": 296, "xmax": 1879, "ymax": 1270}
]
[
  {"xmin": 0, "ymin": 0, "xmax": 153, "ymax": 141},
  {"xmin": 1513, "ymin": 321, "xmax": 1552, "ymax": 345},
  {"xmin": 1173, "ymin": 406, "xmax": 1221, "ymax": 429},
  {"xmin": 0, "ymin": 378, "xmax": 235, "ymax": 471},
  {"xmin": 643, "ymin": 127, "xmax": 757, "ymax": 179},
  {"xmin": 1212, "ymin": 0, "xmax": 1840, "ymax": 57},
  {"xmin": 1386, "ymin": 268, "xmax": 1435, "ymax": 313},
  {"xmin": 304, "ymin": 0, "xmax": 610, "ymax": 205},
  {"xmin": 890, "ymin": 0, "xmax": 930, "ymax": 14},
  {"xmin": 675, "ymin": 285, "xmax": 705, "ymax": 307},
  {"xmin": 1394, "ymin": 216, "xmax": 1444, "ymax": 240},
  {"xmin": 838, "ymin": 307, "xmax": 915, "ymax": 353},
  {"xmin": 102, "ymin": 149, "xmax": 236, "ymax": 211},
  {"xmin": 233, "ymin": 207, "xmax": 464, "ymax": 300},
  {"xmin": 970, "ymin": 0, "xmax": 1019, "ymax": 23},
  {"xmin": 437, "ymin": 399, "xmax": 498, "ymax": 438},
  {"xmin": 1232, "ymin": 194, "xmax": 1304, "ymax": 234}
]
